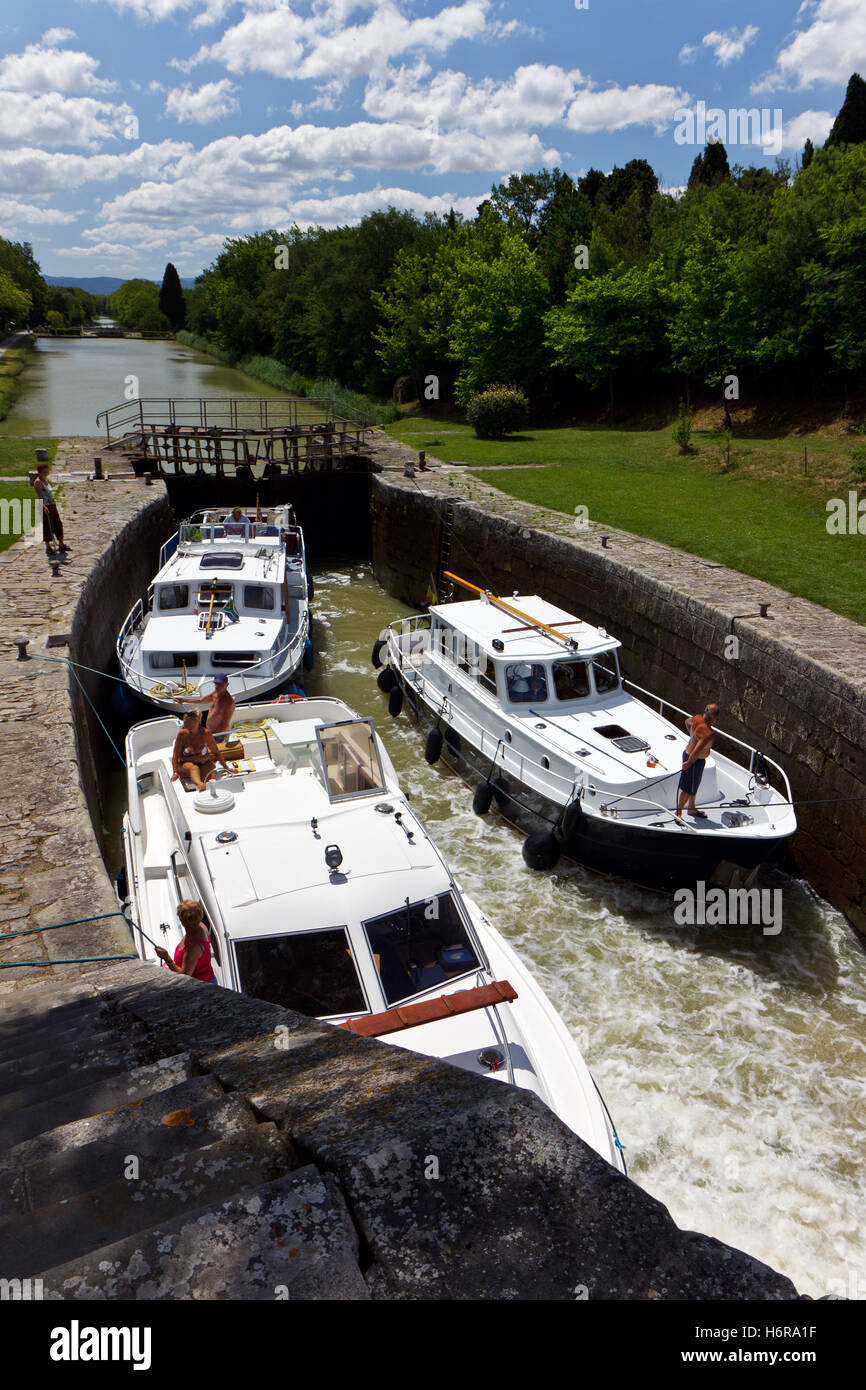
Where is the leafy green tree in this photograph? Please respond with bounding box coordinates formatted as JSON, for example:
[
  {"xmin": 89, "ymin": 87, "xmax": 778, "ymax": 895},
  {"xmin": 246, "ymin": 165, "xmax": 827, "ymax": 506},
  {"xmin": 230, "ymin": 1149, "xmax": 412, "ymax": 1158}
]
[
  {"xmin": 802, "ymin": 138, "xmax": 814, "ymax": 169},
  {"xmin": 0, "ymin": 269, "xmax": 32, "ymax": 329},
  {"xmin": 535, "ymin": 171, "xmax": 593, "ymax": 298},
  {"xmin": 158, "ymin": 262, "xmax": 186, "ymax": 331},
  {"xmin": 0, "ymin": 238, "xmax": 46, "ymax": 324},
  {"xmin": 488, "ymin": 169, "xmax": 556, "ymax": 244},
  {"xmin": 688, "ymin": 141, "xmax": 731, "ymax": 189},
  {"xmin": 110, "ymin": 279, "xmax": 171, "ymax": 333},
  {"xmin": 826, "ymin": 73, "xmax": 866, "ymax": 146},
  {"xmin": 667, "ymin": 216, "xmax": 752, "ymax": 427},
  {"xmin": 545, "ymin": 259, "xmax": 673, "ymax": 407}
]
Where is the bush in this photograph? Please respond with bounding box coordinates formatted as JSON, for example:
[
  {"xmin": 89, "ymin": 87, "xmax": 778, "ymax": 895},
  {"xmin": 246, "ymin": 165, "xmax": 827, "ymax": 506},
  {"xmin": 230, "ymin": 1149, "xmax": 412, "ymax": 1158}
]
[
  {"xmin": 672, "ymin": 400, "xmax": 695, "ymax": 455},
  {"xmin": 466, "ymin": 385, "xmax": 529, "ymax": 439},
  {"xmin": 849, "ymin": 443, "xmax": 866, "ymax": 482}
]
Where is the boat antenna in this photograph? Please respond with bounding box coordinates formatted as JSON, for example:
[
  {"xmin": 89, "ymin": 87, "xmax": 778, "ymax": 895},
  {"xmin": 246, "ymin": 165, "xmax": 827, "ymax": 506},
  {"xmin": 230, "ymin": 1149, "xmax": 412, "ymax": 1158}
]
[{"xmin": 442, "ymin": 571, "xmax": 582, "ymax": 652}]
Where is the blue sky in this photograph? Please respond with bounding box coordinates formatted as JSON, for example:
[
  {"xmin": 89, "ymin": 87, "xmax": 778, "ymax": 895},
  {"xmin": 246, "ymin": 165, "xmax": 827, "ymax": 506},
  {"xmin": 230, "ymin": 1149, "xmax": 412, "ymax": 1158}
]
[{"xmin": 0, "ymin": 0, "xmax": 857, "ymax": 280}]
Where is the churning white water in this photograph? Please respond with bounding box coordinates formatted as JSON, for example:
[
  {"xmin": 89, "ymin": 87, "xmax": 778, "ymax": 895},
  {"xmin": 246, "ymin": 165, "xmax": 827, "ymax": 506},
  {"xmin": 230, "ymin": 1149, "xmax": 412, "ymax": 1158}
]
[{"xmin": 307, "ymin": 563, "xmax": 866, "ymax": 1301}]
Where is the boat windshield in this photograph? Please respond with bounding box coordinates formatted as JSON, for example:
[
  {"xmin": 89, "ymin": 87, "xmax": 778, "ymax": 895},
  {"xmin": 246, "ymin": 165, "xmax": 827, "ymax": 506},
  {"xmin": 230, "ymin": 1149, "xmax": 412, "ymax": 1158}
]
[
  {"xmin": 552, "ymin": 659, "xmax": 590, "ymax": 701},
  {"xmin": 316, "ymin": 719, "xmax": 385, "ymax": 801},
  {"xmin": 233, "ymin": 927, "xmax": 366, "ymax": 1016},
  {"xmin": 590, "ymin": 650, "xmax": 620, "ymax": 694},
  {"xmin": 363, "ymin": 891, "xmax": 481, "ymax": 1006},
  {"xmin": 505, "ymin": 662, "xmax": 548, "ymax": 704}
]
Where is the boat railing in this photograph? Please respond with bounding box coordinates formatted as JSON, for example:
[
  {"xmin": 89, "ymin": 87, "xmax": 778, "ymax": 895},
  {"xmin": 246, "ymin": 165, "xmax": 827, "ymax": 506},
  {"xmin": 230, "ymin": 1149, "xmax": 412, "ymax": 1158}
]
[
  {"xmin": 387, "ymin": 620, "xmax": 583, "ymax": 804},
  {"xmin": 118, "ymin": 614, "xmax": 308, "ymax": 703},
  {"xmin": 623, "ymin": 678, "xmax": 793, "ymax": 802},
  {"xmin": 118, "ymin": 598, "xmax": 144, "ymax": 655}
]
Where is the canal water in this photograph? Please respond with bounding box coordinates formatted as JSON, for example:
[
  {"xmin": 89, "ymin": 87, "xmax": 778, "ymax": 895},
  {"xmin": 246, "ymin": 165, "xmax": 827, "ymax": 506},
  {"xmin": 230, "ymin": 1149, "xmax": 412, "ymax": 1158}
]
[
  {"xmin": 9, "ymin": 335, "xmax": 866, "ymax": 1300},
  {"xmin": 2, "ymin": 335, "xmax": 289, "ymax": 437}
]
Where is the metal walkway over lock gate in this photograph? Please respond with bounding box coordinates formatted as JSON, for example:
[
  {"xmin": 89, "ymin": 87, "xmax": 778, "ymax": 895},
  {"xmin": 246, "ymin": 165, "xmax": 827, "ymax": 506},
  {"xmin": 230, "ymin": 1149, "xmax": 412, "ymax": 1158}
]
[{"xmin": 95, "ymin": 396, "xmax": 373, "ymax": 477}]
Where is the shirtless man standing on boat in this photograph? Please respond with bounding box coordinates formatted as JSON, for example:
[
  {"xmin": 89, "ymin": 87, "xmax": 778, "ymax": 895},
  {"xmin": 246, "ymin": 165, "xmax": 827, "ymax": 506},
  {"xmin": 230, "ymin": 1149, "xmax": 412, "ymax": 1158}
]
[
  {"xmin": 171, "ymin": 711, "xmax": 237, "ymax": 789},
  {"xmin": 175, "ymin": 674, "xmax": 235, "ymax": 737},
  {"xmin": 676, "ymin": 703, "xmax": 719, "ymax": 819}
]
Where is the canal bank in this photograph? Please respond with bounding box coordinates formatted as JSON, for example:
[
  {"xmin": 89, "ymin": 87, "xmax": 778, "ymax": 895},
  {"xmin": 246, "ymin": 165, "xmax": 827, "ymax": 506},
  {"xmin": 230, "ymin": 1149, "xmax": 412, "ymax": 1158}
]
[
  {"xmin": 368, "ymin": 449, "xmax": 866, "ymax": 939},
  {"xmin": 0, "ymin": 440, "xmax": 807, "ymax": 1300}
]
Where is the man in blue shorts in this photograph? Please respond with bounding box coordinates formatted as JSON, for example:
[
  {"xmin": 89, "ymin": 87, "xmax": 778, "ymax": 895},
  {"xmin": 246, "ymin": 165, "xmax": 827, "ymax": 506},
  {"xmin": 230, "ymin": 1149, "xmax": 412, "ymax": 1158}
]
[{"xmin": 676, "ymin": 703, "xmax": 719, "ymax": 819}]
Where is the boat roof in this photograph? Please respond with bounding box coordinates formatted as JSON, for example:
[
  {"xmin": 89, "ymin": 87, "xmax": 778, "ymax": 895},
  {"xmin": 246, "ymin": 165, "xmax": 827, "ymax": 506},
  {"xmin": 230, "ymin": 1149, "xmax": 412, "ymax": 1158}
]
[
  {"xmin": 429, "ymin": 594, "xmax": 621, "ymax": 660},
  {"xmin": 154, "ymin": 545, "xmax": 286, "ymax": 587}
]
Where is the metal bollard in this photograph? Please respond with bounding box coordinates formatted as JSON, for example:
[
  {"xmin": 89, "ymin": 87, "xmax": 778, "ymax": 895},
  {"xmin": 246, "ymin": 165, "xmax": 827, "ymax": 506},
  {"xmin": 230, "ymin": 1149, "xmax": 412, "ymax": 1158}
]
[
  {"xmin": 14, "ymin": 638, "xmax": 30, "ymax": 661},
  {"xmin": 418, "ymin": 450, "xmax": 427, "ymax": 471},
  {"xmin": 93, "ymin": 457, "xmax": 103, "ymax": 480},
  {"xmin": 601, "ymin": 535, "xmax": 611, "ymax": 548},
  {"xmin": 759, "ymin": 602, "xmax": 771, "ymax": 618},
  {"xmin": 144, "ymin": 473, "xmax": 154, "ymax": 486}
]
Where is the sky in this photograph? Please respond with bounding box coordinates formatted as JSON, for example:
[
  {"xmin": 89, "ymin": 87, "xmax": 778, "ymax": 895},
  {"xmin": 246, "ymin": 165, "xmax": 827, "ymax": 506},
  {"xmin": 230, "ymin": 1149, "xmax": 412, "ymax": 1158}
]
[{"xmin": 0, "ymin": 0, "xmax": 858, "ymax": 280}]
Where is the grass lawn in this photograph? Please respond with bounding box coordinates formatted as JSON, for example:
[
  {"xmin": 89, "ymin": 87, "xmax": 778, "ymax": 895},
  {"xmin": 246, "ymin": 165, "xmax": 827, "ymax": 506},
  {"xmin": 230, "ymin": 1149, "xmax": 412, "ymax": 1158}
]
[
  {"xmin": 0, "ymin": 436, "xmax": 59, "ymax": 477},
  {"xmin": 384, "ymin": 419, "xmax": 866, "ymax": 624},
  {"xmin": 0, "ymin": 481, "xmax": 40, "ymax": 554}
]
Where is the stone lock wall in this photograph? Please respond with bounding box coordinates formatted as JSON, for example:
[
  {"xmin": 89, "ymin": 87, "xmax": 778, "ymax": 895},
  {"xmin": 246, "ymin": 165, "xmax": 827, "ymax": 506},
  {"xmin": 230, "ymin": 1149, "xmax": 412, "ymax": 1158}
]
[{"xmin": 371, "ymin": 471, "xmax": 866, "ymax": 935}]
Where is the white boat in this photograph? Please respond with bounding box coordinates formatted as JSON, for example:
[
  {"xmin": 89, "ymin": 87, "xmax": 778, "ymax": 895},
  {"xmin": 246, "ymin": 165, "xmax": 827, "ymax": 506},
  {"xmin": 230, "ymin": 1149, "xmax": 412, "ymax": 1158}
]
[
  {"xmin": 117, "ymin": 505, "xmax": 311, "ymax": 710},
  {"xmin": 374, "ymin": 574, "xmax": 797, "ymax": 893},
  {"xmin": 118, "ymin": 697, "xmax": 626, "ymax": 1171}
]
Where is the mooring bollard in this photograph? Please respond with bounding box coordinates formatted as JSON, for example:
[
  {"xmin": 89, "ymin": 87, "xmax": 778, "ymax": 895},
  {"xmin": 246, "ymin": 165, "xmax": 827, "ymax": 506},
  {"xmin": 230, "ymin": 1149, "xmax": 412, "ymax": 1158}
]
[
  {"xmin": 403, "ymin": 461, "xmax": 415, "ymax": 478},
  {"xmin": 601, "ymin": 535, "xmax": 611, "ymax": 548},
  {"xmin": 418, "ymin": 450, "xmax": 427, "ymax": 471},
  {"xmin": 759, "ymin": 602, "xmax": 771, "ymax": 618},
  {"xmin": 14, "ymin": 637, "xmax": 30, "ymax": 661},
  {"xmin": 92, "ymin": 457, "xmax": 103, "ymax": 480},
  {"xmin": 145, "ymin": 473, "xmax": 154, "ymax": 486},
  {"xmin": 35, "ymin": 447, "xmax": 48, "ymax": 463}
]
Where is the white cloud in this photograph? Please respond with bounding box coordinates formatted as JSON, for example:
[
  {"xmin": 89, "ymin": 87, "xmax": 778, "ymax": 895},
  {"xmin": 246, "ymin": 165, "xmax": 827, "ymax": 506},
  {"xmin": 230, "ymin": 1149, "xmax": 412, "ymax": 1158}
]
[
  {"xmin": 165, "ymin": 79, "xmax": 239, "ymax": 123},
  {"xmin": 364, "ymin": 62, "xmax": 580, "ymax": 134},
  {"xmin": 0, "ymin": 40, "xmax": 115, "ymax": 94},
  {"xmin": 0, "ymin": 141, "xmax": 192, "ymax": 195},
  {"xmin": 0, "ymin": 197, "xmax": 78, "ymax": 230},
  {"xmin": 678, "ymin": 44, "xmax": 698, "ymax": 65},
  {"xmin": 86, "ymin": 0, "xmax": 197, "ymax": 18},
  {"xmin": 780, "ymin": 108, "xmax": 834, "ymax": 148},
  {"xmin": 757, "ymin": 0, "xmax": 866, "ymax": 89},
  {"xmin": 565, "ymin": 82, "xmax": 690, "ymax": 135},
  {"xmin": 0, "ymin": 93, "xmax": 136, "ymax": 150},
  {"xmin": 702, "ymin": 26, "xmax": 759, "ymax": 66},
  {"xmin": 184, "ymin": 0, "xmax": 490, "ymax": 84},
  {"xmin": 42, "ymin": 27, "xmax": 77, "ymax": 44}
]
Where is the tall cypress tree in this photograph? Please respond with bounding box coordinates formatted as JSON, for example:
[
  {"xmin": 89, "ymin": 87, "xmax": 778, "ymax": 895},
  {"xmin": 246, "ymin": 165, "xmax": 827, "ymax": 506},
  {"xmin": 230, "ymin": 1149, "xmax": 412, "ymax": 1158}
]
[
  {"xmin": 158, "ymin": 262, "xmax": 186, "ymax": 331},
  {"xmin": 802, "ymin": 137, "xmax": 814, "ymax": 169},
  {"xmin": 826, "ymin": 73, "xmax": 866, "ymax": 146}
]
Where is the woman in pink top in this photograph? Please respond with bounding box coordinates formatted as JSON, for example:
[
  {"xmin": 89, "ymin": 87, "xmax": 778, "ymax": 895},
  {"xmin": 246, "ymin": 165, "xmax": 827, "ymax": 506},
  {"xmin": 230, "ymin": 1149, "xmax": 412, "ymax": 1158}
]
[{"xmin": 155, "ymin": 899, "xmax": 216, "ymax": 983}]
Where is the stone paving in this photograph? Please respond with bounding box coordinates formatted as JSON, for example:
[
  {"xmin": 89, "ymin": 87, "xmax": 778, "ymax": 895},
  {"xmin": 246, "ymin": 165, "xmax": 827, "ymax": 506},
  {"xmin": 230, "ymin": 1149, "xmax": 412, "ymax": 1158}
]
[{"xmin": 0, "ymin": 438, "xmax": 162, "ymax": 993}]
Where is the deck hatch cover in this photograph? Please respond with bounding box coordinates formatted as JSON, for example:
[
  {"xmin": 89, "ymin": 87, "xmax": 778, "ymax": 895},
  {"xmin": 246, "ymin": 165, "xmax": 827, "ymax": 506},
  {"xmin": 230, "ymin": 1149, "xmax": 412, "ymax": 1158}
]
[{"xmin": 611, "ymin": 735, "xmax": 651, "ymax": 753}]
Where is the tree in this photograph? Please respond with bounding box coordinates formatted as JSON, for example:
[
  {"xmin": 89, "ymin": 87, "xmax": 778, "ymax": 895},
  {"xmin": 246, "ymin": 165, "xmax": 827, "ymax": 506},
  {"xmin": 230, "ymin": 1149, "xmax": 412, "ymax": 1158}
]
[
  {"xmin": 488, "ymin": 169, "xmax": 556, "ymax": 244},
  {"xmin": 826, "ymin": 73, "xmax": 866, "ymax": 147},
  {"xmin": 688, "ymin": 140, "xmax": 731, "ymax": 189},
  {"xmin": 545, "ymin": 260, "xmax": 673, "ymax": 407},
  {"xmin": 158, "ymin": 263, "xmax": 186, "ymax": 331},
  {"xmin": 0, "ymin": 269, "xmax": 31, "ymax": 329},
  {"xmin": 667, "ymin": 216, "xmax": 752, "ymax": 428},
  {"xmin": 110, "ymin": 280, "xmax": 170, "ymax": 333},
  {"xmin": 802, "ymin": 138, "xmax": 814, "ymax": 169}
]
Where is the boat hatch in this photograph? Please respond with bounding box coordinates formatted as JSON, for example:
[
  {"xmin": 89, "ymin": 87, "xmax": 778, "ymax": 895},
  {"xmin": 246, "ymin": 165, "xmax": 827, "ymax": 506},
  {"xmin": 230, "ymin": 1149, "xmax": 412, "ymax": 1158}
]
[
  {"xmin": 363, "ymin": 891, "xmax": 482, "ymax": 1006},
  {"xmin": 234, "ymin": 926, "xmax": 366, "ymax": 1016},
  {"xmin": 595, "ymin": 725, "xmax": 630, "ymax": 739},
  {"xmin": 199, "ymin": 552, "xmax": 244, "ymax": 569},
  {"xmin": 316, "ymin": 719, "xmax": 386, "ymax": 801}
]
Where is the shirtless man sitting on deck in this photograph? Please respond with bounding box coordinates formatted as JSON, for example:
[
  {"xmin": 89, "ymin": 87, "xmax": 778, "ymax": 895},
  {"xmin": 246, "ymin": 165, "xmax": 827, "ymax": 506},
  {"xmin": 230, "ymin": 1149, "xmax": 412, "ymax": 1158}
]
[
  {"xmin": 175, "ymin": 673, "xmax": 235, "ymax": 737},
  {"xmin": 676, "ymin": 703, "xmax": 719, "ymax": 820}
]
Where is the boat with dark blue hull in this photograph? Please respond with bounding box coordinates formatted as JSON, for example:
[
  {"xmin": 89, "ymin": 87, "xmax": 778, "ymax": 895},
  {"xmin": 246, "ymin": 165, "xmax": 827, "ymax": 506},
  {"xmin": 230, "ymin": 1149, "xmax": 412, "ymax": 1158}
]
[{"xmin": 373, "ymin": 574, "xmax": 796, "ymax": 895}]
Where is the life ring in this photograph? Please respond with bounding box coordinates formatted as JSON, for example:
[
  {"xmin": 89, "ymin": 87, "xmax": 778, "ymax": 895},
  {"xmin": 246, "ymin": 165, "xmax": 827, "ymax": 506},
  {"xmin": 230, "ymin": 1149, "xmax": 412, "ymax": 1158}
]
[{"xmin": 271, "ymin": 693, "xmax": 305, "ymax": 702}]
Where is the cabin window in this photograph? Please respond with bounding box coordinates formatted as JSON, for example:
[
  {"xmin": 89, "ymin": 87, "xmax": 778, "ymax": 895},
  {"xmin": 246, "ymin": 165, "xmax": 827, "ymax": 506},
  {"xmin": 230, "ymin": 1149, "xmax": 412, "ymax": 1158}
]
[
  {"xmin": 505, "ymin": 662, "xmax": 547, "ymax": 704},
  {"xmin": 212, "ymin": 652, "xmax": 258, "ymax": 668},
  {"xmin": 234, "ymin": 928, "xmax": 366, "ymax": 1017},
  {"xmin": 244, "ymin": 584, "xmax": 276, "ymax": 611},
  {"xmin": 591, "ymin": 650, "xmax": 620, "ymax": 694},
  {"xmin": 364, "ymin": 892, "xmax": 481, "ymax": 1006},
  {"xmin": 479, "ymin": 657, "xmax": 497, "ymax": 695},
  {"xmin": 158, "ymin": 584, "xmax": 190, "ymax": 611},
  {"xmin": 316, "ymin": 719, "xmax": 385, "ymax": 800},
  {"xmin": 552, "ymin": 660, "xmax": 590, "ymax": 701},
  {"xmin": 199, "ymin": 552, "xmax": 244, "ymax": 570},
  {"xmin": 197, "ymin": 584, "xmax": 233, "ymax": 610},
  {"xmin": 148, "ymin": 652, "xmax": 198, "ymax": 671}
]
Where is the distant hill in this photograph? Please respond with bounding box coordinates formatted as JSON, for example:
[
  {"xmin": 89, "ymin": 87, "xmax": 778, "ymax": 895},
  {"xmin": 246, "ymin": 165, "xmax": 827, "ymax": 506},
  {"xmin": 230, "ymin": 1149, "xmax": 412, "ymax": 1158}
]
[{"xmin": 45, "ymin": 274, "xmax": 197, "ymax": 293}]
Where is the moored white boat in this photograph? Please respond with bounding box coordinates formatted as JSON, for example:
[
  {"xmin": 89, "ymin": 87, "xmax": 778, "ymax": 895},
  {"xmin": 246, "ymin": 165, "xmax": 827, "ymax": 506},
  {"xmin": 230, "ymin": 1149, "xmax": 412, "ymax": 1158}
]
[
  {"xmin": 116, "ymin": 504, "xmax": 311, "ymax": 711},
  {"xmin": 118, "ymin": 697, "xmax": 626, "ymax": 1170},
  {"xmin": 374, "ymin": 574, "xmax": 797, "ymax": 894}
]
